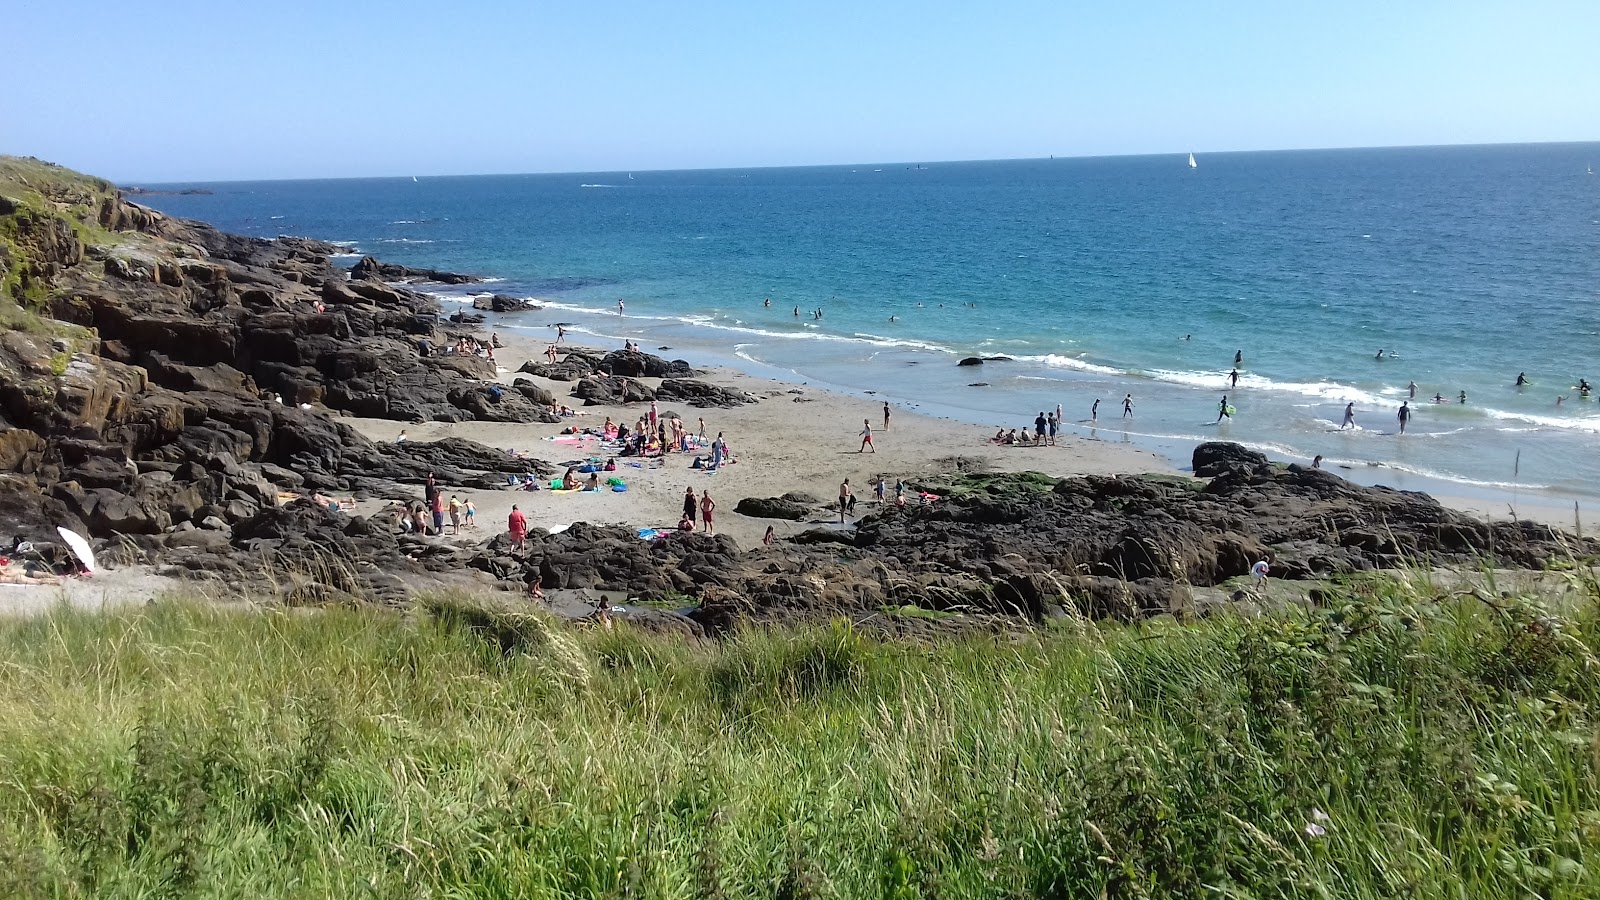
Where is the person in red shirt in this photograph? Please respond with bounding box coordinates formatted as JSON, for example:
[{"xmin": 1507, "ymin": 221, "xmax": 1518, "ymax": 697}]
[{"xmin": 508, "ymin": 504, "xmax": 528, "ymax": 550}]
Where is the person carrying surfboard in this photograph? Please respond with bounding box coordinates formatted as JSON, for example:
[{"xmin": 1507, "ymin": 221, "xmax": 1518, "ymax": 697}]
[{"xmin": 1217, "ymin": 395, "xmax": 1233, "ymax": 423}]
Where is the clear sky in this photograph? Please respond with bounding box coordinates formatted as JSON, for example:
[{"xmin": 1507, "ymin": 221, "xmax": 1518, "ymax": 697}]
[{"xmin": 4, "ymin": 0, "xmax": 1598, "ymax": 181}]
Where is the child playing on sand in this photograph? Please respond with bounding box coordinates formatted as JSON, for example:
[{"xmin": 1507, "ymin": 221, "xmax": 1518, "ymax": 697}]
[{"xmin": 464, "ymin": 499, "xmax": 476, "ymax": 528}]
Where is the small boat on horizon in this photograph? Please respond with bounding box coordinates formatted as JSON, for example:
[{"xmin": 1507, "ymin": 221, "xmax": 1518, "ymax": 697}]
[
  {"xmin": 412, "ymin": 176, "xmax": 418, "ymax": 182},
  {"xmin": 1188, "ymin": 152, "xmax": 1198, "ymax": 170}
]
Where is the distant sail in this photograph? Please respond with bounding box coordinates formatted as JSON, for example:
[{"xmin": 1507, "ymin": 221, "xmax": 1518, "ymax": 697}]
[
  {"xmin": 1188, "ymin": 153, "xmax": 1197, "ymax": 169},
  {"xmin": 412, "ymin": 176, "xmax": 418, "ymax": 182}
]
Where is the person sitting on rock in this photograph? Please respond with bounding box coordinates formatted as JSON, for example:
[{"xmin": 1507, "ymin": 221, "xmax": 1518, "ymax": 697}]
[{"xmin": 527, "ymin": 573, "xmax": 543, "ymax": 598}]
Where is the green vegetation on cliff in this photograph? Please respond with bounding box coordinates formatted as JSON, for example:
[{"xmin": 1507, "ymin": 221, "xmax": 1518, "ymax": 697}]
[
  {"xmin": 1, "ymin": 577, "xmax": 1598, "ymax": 898},
  {"xmin": 0, "ymin": 155, "xmax": 116, "ymax": 335}
]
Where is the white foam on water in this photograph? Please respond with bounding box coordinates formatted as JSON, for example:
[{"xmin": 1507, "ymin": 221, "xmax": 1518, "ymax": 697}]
[
  {"xmin": 1147, "ymin": 368, "xmax": 1390, "ymax": 406},
  {"xmin": 1014, "ymin": 354, "xmax": 1122, "ymax": 376},
  {"xmin": 1482, "ymin": 407, "xmax": 1600, "ymax": 434},
  {"xmin": 580, "ymin": 184, "xmax": 616, "ymax": 188}
]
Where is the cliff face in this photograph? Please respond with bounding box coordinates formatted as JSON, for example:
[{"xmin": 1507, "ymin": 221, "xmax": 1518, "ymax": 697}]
[{"xmin": 0, "ymin": 156, "xmax": 551, "ymax": 596}]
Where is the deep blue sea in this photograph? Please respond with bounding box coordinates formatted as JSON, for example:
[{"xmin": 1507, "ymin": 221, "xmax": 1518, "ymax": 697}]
[{"xmin": 135, "ymin": 144, "xmax": 1600, "ymax": 507}]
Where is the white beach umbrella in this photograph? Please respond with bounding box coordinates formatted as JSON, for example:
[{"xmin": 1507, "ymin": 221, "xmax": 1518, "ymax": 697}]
[{"xmin": 56, "ymin": 527, "xmax": 96, "ymax": 574}]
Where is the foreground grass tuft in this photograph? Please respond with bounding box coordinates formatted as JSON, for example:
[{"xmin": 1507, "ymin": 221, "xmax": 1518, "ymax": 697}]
[{"xmin": 0, "ymin": 580, "xmax": 1597, "ymax": 898}]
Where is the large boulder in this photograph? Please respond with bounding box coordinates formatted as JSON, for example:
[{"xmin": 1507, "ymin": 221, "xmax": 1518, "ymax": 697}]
[
  {"xmin": 653, "ymin": 378, "xmax": 757, "ymax": 408},
  {"xmin": 572, "ymin": 375, "xmax": 654, "ymax": 406},
  {"xmin": 734, "ymin": 496, "xmax": 814, "ymax": 520},
  {"xmin": 599, "ymin": 350, "xmax": 695, "ymax": 379},
  {"xmin": 1192, "ymin": 442, "xmax": 1271, "ymax": 478}
]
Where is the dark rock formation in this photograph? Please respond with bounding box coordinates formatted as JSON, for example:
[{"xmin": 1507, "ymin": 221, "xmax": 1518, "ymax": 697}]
[
  {"xmin": 471, "ymin": 294, "xmax": 541, "ymax": 313},
  {"xmin": 957, "ymin": 357, "xmax": 983, "ymax": 366},
  {"xmin": 653, "ymin": 378, "xmax": 757, "ymax": 409},
  {"xmin": 350, "ymin": 255, "xmax": 479, "ymax": 285},
  {"xmin": 598, "ymin": 349, "xmax": 694, "ymax": 379},
  {"xmin": 734, "ymin": 495, "xmax": 815, "ymax": 520}
]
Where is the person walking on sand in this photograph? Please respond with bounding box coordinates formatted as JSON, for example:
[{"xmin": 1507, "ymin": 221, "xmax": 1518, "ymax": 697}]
[
  {"xmin": 700, "ymin": 492, "xmax": 716, "ymax": 533},
  {"xmin": 859, "ymin": 419, "xmax": 875, "ymax": 452},
  {"xmin": 1397, "ymin": 400, "xmax": 1411, "ymax": 434},
  {"xmin": 882, "ymin": 401, "xmax": 891, "ymax": 431},
  {"xmin": 1216, "ymin": 396, "xmax": 1232, "ymax": 423},
  {"xmin": 682, "ymin": 487, "xmax": 698, "ymax": 526},
  {"xmin": 507, "ymin": 504, "xmax": 527, "ymax": 551},
  {"xmin": 464, "ymin": 499, "xmax": 476, "ymax": 528},
  {"xmin": 838, "ymin": 478, "xmax": 854, "ymax": 522},
  {"xmin": 1122, "ymin": 394, "xmax": 1133, "ymax": 418},
  {"xmin": 1341, "ymin": 402, "xmax": 1355, "ymax": 430}
]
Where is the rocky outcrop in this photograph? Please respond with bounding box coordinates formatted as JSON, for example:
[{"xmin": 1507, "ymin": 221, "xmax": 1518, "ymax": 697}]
[
  {"xmin": 733, "ymin": 494, "xmax": 817, "ymax": 520},
  {"xmin": 598, "ymin": 349, "xmax": 694, "ymax": 379},
  {"xmin": 653, "ymin": 378, "xmax": 757, "ymax": 408},
  {"xmin": 350, "ymin": 255, "xmax": 479, "ymax": 285},
  {"xmin": 471, "ymin": 294, "xmax": 541, "ymax": 313},
  {"xmin": 466, "ymin": 457, "xmax": 1597, "ymax": 634}
]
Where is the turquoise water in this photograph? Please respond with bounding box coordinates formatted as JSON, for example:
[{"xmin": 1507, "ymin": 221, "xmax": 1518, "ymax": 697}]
[{"xmin": 136, "ymin": 145, "xmax": 1600, "ymax": 503}]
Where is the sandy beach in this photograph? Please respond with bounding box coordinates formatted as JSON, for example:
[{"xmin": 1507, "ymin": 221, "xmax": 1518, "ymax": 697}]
[
  {"xmin": 342, "ymin": 333, "xmax": 1177, "ymax": 550},
  {"xmin": 341, "ymin": 332, "xmax": 1593, "ymax": 551}
]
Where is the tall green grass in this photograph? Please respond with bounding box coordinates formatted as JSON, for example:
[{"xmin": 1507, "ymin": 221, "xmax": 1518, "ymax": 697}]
[{"xmin": 0, "ymin": 577, "xmax": 1597, "ymax": 898}]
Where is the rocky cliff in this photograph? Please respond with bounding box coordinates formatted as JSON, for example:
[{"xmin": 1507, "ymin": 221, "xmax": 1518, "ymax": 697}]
[{"xmin": 0, "ymin": 156, "xmax": 550, "ymax": 598}]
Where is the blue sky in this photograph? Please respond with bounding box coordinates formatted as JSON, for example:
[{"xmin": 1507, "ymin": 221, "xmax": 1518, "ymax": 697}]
[{"xmin": 4, "ymin": 0, "xmax": 1597, "ymax": 181}]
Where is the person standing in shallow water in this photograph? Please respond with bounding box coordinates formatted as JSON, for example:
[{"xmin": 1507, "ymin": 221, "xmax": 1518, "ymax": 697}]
[
  {"xmin": 1229, "ymin": 368, "xmax": 1239, "ymax": 389},
  {"xmin": 1122, "ymin": 394, "xmax": 1133, "ymax": 418},
  {"xmin": 1397, "ymin": 401, "xmax": 1411, "ymax": 434},
  {"xmin": 1234, "ymin": 349, "xmax": 1243, "ymax": 367},
  {"xmin": 1091, "ymin": 399, "xmax": 1100, "ymax": 423},
  {"xmin": 1341, "ymin": 402, "xmax": 1355, "ymax": 429}
]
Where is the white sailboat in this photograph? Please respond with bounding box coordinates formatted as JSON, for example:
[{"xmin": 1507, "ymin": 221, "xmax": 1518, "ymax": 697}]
[
  {"xmin": 1188, "ymin": 152, "xmax": 1197, "ymax": 170},
  {"xmin": 412, "ymin": 176, "xmax": 418, "ymax": 182}
]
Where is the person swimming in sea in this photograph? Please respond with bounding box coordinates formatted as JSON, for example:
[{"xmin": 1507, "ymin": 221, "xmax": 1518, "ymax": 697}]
[
  {"xmin": 1458, "ymin": 391, "xmax": 1468, "ymax": 404},
  {"xmin": 1433, "ymin": 393, "xmax": 1446, "ymax": 404},
  {"xmin": 1515, "ymin": 372, "xmax": 1529, "ymax": 387},
  {"xmin": 1234, "ymin": 349, "xmax": 1243, "ymax": 367},
  {"xmin": 1375, "ymin": 349, "xmax": 1386, "ymax": 361}
]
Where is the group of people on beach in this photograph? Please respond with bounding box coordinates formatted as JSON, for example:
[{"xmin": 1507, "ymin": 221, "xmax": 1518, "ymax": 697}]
[{"xmin": 400, "ymin": 472, "xmax": 477, "ymax": 537}]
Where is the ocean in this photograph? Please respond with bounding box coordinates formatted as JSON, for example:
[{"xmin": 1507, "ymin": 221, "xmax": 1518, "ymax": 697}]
[{"xmin": 133, "ymin": 144, "xmax": 1600, "ymax": 507}]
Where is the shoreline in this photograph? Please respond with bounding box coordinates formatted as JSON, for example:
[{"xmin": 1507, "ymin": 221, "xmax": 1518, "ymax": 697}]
[
  {"xmin": 428, "ymin": 291, "xmax": 1600, "ymax": 532},
  {"xmin": 346, "ymin": 325, "xmax": 1593, "ymax": 544}
]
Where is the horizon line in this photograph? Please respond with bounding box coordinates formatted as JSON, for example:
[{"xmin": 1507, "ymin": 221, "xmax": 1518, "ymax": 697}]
[{"xmin": 102, "ymin": 138, "xmax": 1600, "ymax": 186}]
